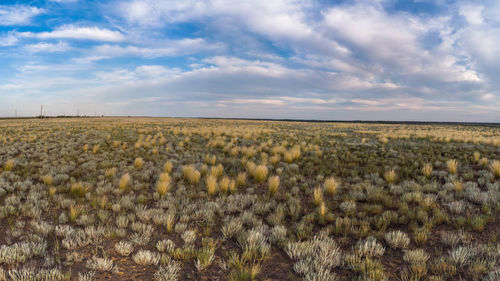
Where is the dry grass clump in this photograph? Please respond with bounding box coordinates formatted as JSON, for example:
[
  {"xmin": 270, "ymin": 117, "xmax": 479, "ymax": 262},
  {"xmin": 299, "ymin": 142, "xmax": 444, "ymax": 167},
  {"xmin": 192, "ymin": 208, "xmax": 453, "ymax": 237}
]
[
  {"xmin": 68, "ymin": 205, "xmax": 82, "ymax": 222},
  {"xmin": 114, "ymin": 241, "xmax": 134, "ymax": 256},
  {"xmin": 453, "ymin": 180, "xmax": 464, "ymax": 192},
  {"xmin": 163, "ymin": 161, "xmax": 173, "ymax": 173},
  {"xmin": 134, "ymin": 157, "xmax": 144, "ymax": 169},
  {"xmin": 385, "ymin": 230, "xmax": 410, "ymax": 249},
  {"xmin": 446, "ymin": 159, "xmax": 458, "ymax": 174},
  {"xmin": 70, "ymin": 181, "xmax": 89, "ymax": 197},
  {"xmin": 119, "ymin": 173, "xmax": 131, "ymax": 190},
  {"xmin": 267, "ymin": 175, "xmax": 279, "ymax": 196},
  {"xmin": 41, "ymin": 174, "xmax": 53, "ymax": 186},
  {"xmin": 384, "ymin": 169, "xmax": 397, "ymax": 184},
  {"xmin": 422, "ymin": 163, "xmax": 432, "ymax": 178},
  {"xmin": 105, "ymin": 167, "xmax": 117, "ymax": 178},
  {"xmin": 323, "ymin": 177, "xmax": 339, "ymax": 195},
  {"xmin": 156, "ymin": 173, "xmax": 171, "ymax": 196},
  {"xmin": 219, "ymin": 176, "xmax": 233, "ymax": 193},
  {"xmin": 182, "ymin": 165, "xmax": 201, "ymax": 184},
  {"xmin": 205, "ymin": 175, "xmax": 218, "ymax": 196},
  {"xmin": 133, "ymin": 250, "xmax": 160, "ymax": 265},
  {"xmin": 252, "ymin": 164, "xmax": 268, "ymax": 182},
  {"xmin": 236, "ymin": 172, "xmax": 247, "ymax": 187},
  {"xmin": 490, "ymin": 160, "xmax": 500, "ymax": 178},
  {"xmin": 473, "ymin": 151, "xmax": 480, "ymax": 162},
  {"xmin": 313, "ymin": 187, "xmax": 323, "ymax": 206},
  {"xmin": 3, "ymin": 159, "xmax": 14, "ymax": 171},
  {"xmin": 92, "ymin": 144, "xmax": 100, "ymax": 154}
]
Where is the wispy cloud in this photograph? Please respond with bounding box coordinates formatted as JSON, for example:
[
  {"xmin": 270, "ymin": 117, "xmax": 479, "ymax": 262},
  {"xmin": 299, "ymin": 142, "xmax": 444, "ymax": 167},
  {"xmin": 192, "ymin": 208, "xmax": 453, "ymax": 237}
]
[
  {"xmin": 89, "ymin": 39, "xmax": 224, "ymax": 59},
  {"xmin": 0, "ymin": 31, "xmax": 18, "ymax": 46},
  {"xmin": 18, "ymin": 25, "xmax": 125, "ymax": 41},
  {"xmin": 0, "ymin": 5, "xmax": 44, "ymax": 26},
  {"xmin": 24, "ymin": 41, "xmax": 71, "ymax": 53}
]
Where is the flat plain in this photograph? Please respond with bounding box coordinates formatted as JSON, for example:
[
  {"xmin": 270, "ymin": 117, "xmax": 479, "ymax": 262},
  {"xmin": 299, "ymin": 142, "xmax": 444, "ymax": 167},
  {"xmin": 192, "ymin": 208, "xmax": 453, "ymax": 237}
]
[{"xmin": 0, "ymin": 117, "xmax": 499, "ymax": 281}]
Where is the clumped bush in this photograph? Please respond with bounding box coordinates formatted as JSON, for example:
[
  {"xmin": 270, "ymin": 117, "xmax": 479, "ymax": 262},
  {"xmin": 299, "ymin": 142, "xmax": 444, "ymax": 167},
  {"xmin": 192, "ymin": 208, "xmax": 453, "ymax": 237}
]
[
  {"xmin": 385, "ymin": 231, "xmax": 410, "ymax": 249},
  {"xmin": 114, "ymin": 241, "xmax": 134, "ymax": 256},
  {"xmin": 133, "ymin": 250, "xmax": 160, "ymax": 265}
]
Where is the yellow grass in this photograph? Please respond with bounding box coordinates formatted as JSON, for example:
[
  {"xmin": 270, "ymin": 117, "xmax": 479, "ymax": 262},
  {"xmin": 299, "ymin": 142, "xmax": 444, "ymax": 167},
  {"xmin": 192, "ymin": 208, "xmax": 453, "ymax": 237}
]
[
  {"xmin": 446, "ymin": 159, "xmax": 458, "ymax": 175},
  {"xmin": 3, "ymin": 159, "xmax": 14, "ymax": 171},
  {"xmin": 490, "ymin": 160, "xmax": 500, "ymax": 178},
  {"xmin": 268, "ymin": 175, "xmax": 280, "ymax": 196},
  {"xmin": 134, "ymin": 157, "xmax": 144, "ymax": 169},
  {"xmin": 384, "ymin": 169, "xmax": 397, "ymax": 184},
  {"xmin": 313, "ymin": 187, "xmax": 323, "ymax": 206},
  {"xmin": 206, "ymin": 175, "xmax": 218, "ymax": 196},
  {"xmin": 324, "ymin": 177, "xmax": 339, "ymax": 195},
  {"xmin": 119, "ymin": 173, "xmax": 131, "ymax": 190},
  {"xmin": 422, "ymin": 163, "xmax": 432, "ymax": 178}
]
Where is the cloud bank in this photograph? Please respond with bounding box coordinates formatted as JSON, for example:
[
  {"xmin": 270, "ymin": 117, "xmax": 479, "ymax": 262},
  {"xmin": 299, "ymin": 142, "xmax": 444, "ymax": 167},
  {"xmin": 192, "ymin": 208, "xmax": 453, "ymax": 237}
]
[{"xmin": 0, "ymin": 0, "xmax": 498, "ymax": 121}]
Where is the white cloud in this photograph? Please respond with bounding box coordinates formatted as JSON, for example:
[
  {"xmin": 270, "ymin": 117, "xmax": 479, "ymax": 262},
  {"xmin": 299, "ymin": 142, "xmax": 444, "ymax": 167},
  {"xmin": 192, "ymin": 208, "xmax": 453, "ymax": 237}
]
[
  {"xmin": 459, "ymin": 4, "xmax": 484, "ymax": 25},
  {"xmin": 48, "ymin": 0, "xmax": 78, "ymax": 3},
  {"xmin": 0, "ymin": 5, "xmax": 44, "ymax": 26},
  {"xmin": 19, "ymin": 25, "xmax": 125, "ymax": 42},
  {"xmin": 24, "ymin": 42, "xmax": 71, "ymax": 53},
  {"xmin": 0, "ymin": 31, "xmax": 18, "ymax": 46},
  {"xmin": 90, "ymin": 38, "xmax": 224, "ymax": 59}
]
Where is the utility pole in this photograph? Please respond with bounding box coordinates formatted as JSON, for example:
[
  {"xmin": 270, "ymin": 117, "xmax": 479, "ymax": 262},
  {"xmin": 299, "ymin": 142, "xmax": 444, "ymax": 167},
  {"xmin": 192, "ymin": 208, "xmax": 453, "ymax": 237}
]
[
  {"xmin": 77, "ymin": 108, "xmax": 79, "ymax": 117},
  {"xmin": 40, "ymin": 105, "xmax": 43, "ymax": 117}
]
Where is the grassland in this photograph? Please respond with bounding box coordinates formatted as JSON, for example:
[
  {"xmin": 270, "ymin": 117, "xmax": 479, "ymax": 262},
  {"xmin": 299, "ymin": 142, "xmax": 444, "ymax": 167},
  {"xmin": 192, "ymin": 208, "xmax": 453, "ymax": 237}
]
[{"xmin": 0, "ymin": 117, "xmax": 499, "ymax": 281}]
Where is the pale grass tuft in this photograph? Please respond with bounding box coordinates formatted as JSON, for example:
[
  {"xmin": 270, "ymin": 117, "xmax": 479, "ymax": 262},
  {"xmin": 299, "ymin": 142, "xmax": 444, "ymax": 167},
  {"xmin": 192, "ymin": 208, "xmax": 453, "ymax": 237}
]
[
  {"xmin": 49, "ymin": 186, "xmax": 57, "ymax": 197},
  {"xmin": 422, "ymin": 163, "xmax": 432, "ymax": 178},
  {"xmin": 318, "ymin": 201, "xmax": 327, "ymax": 218},
  {"xmin": 236, "ymin": 172, "xmax": 247, "ymax": 187},
  {"xmin": 205, "ymin": 175, "xmax": 218, "ymax": 196},
  {"xmin": 166, "ymin": 213, "xmax": 176, "ymax": 233},
  {"xmin": 323, "ymin": 177, "xmax": 339, "ymax": 195},
  {"xmin": 253, "ymin": 165, "xmax": 268, "ymax": 182},
  {"xmin": 105, "ymin": 167, "xmax": 117, "ymax": 178},
  {"xmin": 267, "ymin": 175, "xmax": 280, "ymax": 196},
  {"xmin": 134, "ymin": 157, "xmax": 144, "ymax": 169},
  {"xmin": 68, "ymin": 205, "xmax": 82, "ymax": 222},
  {"xmin": 182, "ymin": 165, "xmax": 201, "ymax": 185},
  {"xmin": 446, "ymin": 159, "xmax": 458, "ymax": 175},
  {"xmin": 3, "ymin": 159, "xmax": 14, "ymax": 171},
  {"xmin": 41, "ymin": 174, "xmax": 53, "ymax": 186},
  {"xmin": 163, "ymin": 161, "xmax": 173, "ymax": 173},
  {"xmin": 219, "ymin": 176, "xmax": 230, "ymax": 193},
  {"xmin": 119, "ymin": 173, "xmax": 131, "ymax": 190},
  {"xmin": 209, "ymin": 164, "xmax": 224, "ymax": 178},
  {"xmin": 490, "ymin": 160, "xmax": 500, "ymax": 178},
  {"xmin": 313, "ymin": 187, "xmax": 323, "ymax": 206},
  {"xmin": 473, "ymin": 151, "xmax": 480, "ymax": 163},
  {"xmin": 384, "ymin": 169, "xmax": 397, "ymax": 184},
  {"xmin": 156, "ymin": 173, "xmax": 171, "ymax": 196},
  {"xmin": 453, "ymin": 180, "xmax": 463, "ymax": 192}
]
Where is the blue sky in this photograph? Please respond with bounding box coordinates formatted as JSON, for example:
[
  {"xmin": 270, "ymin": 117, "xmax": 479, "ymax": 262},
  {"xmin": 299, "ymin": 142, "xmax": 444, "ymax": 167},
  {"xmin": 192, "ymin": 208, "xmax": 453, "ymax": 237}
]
[{"xmin": 0, "ymin": 0, "xmax": 499, "ymax": 121}]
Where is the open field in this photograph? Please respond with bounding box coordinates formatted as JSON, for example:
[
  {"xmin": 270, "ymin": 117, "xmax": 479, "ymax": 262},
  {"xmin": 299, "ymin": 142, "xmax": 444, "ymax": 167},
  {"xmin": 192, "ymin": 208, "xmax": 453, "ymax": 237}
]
[{"xmin": 0, "ymin": 117, "xmax": 499, "ymax": 281}]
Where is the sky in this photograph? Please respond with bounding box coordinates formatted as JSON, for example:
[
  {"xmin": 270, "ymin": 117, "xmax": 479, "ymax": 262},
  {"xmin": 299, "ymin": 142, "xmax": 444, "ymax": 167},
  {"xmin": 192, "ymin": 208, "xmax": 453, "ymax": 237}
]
[{"xmin": 0, "ymin": 0, "xmax": 499, "ymax": 122}]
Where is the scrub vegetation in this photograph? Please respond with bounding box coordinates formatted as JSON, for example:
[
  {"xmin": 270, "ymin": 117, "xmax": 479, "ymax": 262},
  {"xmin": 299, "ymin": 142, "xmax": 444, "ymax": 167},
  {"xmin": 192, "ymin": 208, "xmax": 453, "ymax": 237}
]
[{"xmin": 0, "ymin": 117, "xmax": 499, "ymax": 280}]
